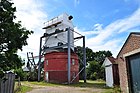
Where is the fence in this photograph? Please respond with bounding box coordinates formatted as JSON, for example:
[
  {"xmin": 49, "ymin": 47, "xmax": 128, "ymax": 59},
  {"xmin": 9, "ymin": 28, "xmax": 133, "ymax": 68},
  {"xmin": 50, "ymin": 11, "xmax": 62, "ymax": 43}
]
[{"xmin": 0, "ymin": 73, "xmax": 15, "ymax": 93}]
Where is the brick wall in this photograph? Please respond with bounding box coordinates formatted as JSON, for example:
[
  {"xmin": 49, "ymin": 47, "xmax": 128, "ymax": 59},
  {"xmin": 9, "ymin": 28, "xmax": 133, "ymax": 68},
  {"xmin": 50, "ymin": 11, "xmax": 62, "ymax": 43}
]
[
  {"xmin": 44, "ymin": 51, "xmax": 79, "ymax": 83},
  {"xmin": 117, "ymin": 33, "xmax": 140, "ymax": 93}
]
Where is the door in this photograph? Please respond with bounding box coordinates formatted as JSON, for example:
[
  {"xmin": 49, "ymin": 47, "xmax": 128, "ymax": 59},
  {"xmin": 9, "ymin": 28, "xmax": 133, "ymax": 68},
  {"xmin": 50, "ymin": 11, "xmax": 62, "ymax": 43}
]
[
  {"xmin": 128, "ymin": 53, "xmax": 140, "ymax": 93},
  {"xmin": 45, "ymin": 72, "xmax": 49, "ymax": 82}
]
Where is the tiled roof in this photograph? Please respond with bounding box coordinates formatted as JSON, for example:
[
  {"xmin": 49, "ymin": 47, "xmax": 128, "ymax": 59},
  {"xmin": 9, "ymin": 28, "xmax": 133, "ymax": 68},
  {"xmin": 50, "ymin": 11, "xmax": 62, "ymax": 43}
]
[{"xmin": 107, "ymin": 57, "xmax": 116, "ymax": 64}]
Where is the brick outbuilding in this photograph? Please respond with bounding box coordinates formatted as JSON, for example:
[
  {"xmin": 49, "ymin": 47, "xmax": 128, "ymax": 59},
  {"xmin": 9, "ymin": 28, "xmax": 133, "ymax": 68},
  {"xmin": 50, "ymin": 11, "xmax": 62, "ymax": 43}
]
[{"xmin": 117, "ymin": 32, "xmax": 140, "ymax": 93}]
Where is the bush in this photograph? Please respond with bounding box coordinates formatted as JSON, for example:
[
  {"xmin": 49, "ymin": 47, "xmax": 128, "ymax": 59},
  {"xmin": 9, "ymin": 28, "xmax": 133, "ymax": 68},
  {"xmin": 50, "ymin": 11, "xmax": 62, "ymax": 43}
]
[
  {"xmin": 14, "ymin": 68, "xmax": 28, "ymax": 81},
  {"xmin": 87, "ymin": 61, "xmax": 105, "ymax": 80}
]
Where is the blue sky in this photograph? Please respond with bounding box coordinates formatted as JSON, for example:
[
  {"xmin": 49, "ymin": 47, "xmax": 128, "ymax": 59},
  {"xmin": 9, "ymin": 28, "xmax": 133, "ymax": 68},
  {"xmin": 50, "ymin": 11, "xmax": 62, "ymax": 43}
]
[{"xmin": 12, "ymin": 0, "xmax": 140, "ymax": 59}]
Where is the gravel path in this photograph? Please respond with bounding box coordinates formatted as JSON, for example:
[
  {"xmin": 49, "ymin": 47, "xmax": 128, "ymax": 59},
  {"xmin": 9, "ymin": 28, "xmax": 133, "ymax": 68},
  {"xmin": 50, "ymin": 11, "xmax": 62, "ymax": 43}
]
[
  {"xmin": 24, "ymin": 82, "xmax": 109, "ymax": 93},
  {"xmin": 21, "ymin": 81, "xmax": 111, "ymax": 93},
  {"xmin": 26, "ymin": 86, "xmax": 106, "ymax": 93}
]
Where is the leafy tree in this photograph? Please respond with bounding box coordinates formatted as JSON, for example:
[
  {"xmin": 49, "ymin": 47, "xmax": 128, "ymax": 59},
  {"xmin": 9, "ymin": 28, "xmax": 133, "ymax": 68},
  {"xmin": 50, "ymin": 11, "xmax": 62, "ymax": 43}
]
[
  {"xmin": 75, "ymin": 46, "xmax": 112, "ymax": 80},
  {"xmin": 0, "ymin": 0, "xmax": 33, "ymax": 77},
  {"xmin": 87, "ymin": 60, "xmax": 105, "ymax": 80},
  {"xmin": 94, "ymin": 50, "xmax": 112, "ymax": 64},
  {"xmin": 75, "ymin": 46, "xmax": 94, "ymax": 62},
  {"xmin": 87, "ymin": 60, "xmax": 100, "ymax": 80},
  {"xmin": 14, "ymin": 68, "xmax": 28, "ymax": 81},
  {"xmin": 75, "ymin": 46, "xmax": 94, "ymax": 79},
  {"xmin": 87, "ymin": 50, "xmax": 112, "ymax": 80}
]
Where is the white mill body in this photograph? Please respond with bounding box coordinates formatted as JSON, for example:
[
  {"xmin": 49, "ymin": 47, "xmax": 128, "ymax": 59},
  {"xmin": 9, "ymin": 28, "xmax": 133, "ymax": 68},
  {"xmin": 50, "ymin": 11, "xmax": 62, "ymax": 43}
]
[{"xmin": 43, "ymin": 13, "xmax": 74, "ymax": 51}]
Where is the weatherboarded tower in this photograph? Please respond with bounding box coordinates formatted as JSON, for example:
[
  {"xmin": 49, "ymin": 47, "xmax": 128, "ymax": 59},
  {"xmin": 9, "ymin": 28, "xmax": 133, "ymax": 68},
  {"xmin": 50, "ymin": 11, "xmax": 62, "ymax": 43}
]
[{"xmin": 43, "ymin": 13, "xmax": 79, "ymax": 83}]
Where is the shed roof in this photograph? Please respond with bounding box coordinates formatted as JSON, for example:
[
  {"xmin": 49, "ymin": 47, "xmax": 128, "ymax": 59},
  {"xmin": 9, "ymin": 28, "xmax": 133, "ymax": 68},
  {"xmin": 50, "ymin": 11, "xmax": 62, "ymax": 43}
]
[
  {"xmin": 107, "ymin": 57, "xmax": 116, "ymax": 64},
  {"xmin": 102, "ymin": 57, "xmax": 117, "ymax": 67}
]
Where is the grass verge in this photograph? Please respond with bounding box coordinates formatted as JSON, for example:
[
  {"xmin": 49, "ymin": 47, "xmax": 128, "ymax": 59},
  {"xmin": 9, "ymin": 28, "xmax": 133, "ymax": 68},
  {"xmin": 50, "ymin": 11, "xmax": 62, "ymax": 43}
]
[
  {"xmin": 14, "ymin": 82, "xmax": 33, "ymax": 93},
  {"xmin": 16, "ymin": 85, "xmax": 33, "ymax": 93}
]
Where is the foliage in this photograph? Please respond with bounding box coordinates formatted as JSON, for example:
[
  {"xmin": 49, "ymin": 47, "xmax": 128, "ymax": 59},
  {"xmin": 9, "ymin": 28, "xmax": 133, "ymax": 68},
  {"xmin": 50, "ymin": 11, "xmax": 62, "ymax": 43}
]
[
  {"xmin": 14, "ymin": 68, "xmax": 29, "ymax": 81},
  {"xmin": 0, "ymin": 0, "xmax": 33, "ymax": 76},
  {"xmin": 87, "ymin": 60, "xmax": 105, "ymax": 80},
  {"xmin": 75, "ymin": 46, "xmax": 112, "ymax": 80},
  {"xmin": 75, "ymin": 46, "xmax": 94, "ymax": 62},
  {"xmin": 28, "ymin": 71, "xmax": 38, "ymax": 81},
  {"xmin": 75, "ymin": 46, "xmax": 94, "ymax": 79}
]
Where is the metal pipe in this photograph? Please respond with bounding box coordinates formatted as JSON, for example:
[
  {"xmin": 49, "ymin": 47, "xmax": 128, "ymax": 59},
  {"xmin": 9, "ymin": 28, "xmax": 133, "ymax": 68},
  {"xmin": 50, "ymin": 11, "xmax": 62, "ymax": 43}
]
[
  {"xmin": 83, "ymin": 36, "xmax": 86, "ymax": 83},
  {"xmin": 38, "ymin": 37, "xmax": 42, "ymax": 82},
  {"xmin": 67, "ymin": 27, "xmax": 71, "ymax": 84},
  {"xmin": 70, "ymin": 28, "xmax": 83, "ymax": 36}
]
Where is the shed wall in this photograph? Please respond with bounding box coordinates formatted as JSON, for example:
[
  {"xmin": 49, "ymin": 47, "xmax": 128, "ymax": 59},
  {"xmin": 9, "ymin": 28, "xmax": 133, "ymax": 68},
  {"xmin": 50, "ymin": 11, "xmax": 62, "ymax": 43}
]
[{"xmin": 117, "ymin": 34, "xmax": 140, "ymax": 93}]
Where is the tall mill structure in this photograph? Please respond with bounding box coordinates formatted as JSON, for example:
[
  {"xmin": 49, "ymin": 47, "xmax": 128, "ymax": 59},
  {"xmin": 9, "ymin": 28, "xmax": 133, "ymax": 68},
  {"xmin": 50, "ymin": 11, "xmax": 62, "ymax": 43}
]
[{"xmin": 41, "ymin": 13, "xmax": 80, "ymax": 84}]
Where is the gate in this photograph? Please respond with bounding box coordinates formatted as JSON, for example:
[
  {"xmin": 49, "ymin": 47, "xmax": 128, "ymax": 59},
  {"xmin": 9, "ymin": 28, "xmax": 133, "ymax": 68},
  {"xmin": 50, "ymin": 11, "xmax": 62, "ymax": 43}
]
[
  {"xmin": 128, "ymin": 53, "xmax": 140, "ymax": 93},
  {"xmin": 0, "ymin": 73, "xmax": 15, "ymax": 93}
]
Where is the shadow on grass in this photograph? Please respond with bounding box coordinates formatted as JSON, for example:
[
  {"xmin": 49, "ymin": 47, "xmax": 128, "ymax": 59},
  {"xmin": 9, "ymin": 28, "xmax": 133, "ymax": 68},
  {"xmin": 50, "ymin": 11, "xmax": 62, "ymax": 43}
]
[{"xmin": 69, "ymin": 80, "xmax": 110, "ymax": 89}]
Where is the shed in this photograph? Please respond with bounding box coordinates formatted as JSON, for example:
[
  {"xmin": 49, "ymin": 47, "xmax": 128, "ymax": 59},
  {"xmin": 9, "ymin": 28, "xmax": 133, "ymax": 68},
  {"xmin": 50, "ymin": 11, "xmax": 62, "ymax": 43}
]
[
  {"xmin": 103, "ymin": 57, "xmax": 119, "ymax": 87},
  {"xmin": 117, "ymin": 32, "xmax": 140, "ymax": 93}
]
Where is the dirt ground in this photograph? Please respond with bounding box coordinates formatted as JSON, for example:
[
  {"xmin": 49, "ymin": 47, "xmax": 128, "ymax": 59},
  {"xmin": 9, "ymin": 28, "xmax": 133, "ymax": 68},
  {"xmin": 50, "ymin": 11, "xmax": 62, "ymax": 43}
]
[
  {"xmin": 27, "ymin": 86, "xmax": 108, "ymax": 93},
  {"xmin": 22, "ymin": 81, "xmax": 114, "ymax": 93}
]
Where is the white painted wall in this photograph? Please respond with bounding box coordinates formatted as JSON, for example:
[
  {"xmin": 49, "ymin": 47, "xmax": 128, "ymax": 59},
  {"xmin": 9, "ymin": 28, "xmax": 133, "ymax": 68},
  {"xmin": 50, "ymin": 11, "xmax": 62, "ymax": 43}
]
[
  {"xmin": 44, "ymin": 13, "xmax": 74, "ymax": 51},
  {"xmin": 103, "ymin": 58, "xmax": 114, "ymax": 87}
]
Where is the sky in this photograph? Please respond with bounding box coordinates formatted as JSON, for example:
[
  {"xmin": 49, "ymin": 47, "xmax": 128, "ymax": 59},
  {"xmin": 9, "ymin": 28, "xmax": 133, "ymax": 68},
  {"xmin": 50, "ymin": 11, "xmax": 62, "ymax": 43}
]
[{"xmin": 12, "ymin": 0, "xmax": 140, "ymax": 59}]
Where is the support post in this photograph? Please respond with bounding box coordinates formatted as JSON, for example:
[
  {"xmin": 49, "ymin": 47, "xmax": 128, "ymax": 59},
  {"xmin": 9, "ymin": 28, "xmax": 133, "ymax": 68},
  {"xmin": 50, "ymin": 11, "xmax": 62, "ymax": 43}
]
[
  {"xmin": 83, "ymin": 36, "xmax": 86, "ymax": 83},
  {"xmin": 67, "ymin": 27, "xmax": 71, "ymax": 84},
  {"xmin": 38, "ymin": 37, "xmax": 42, "ymax": 82}
]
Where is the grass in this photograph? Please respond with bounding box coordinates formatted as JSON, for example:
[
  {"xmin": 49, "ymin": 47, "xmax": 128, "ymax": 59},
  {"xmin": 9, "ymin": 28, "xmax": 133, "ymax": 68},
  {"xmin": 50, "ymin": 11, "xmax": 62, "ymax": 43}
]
[
  {"xmin": 70, "ymin": 80, "xmax": 106, "ymax": 88},
  {"xmin": 29, "ymin": 81, "xmax": 59, "ymax": 86},
  {"xmin": 15, "ymin": 80, "xmax": 121, "ymax": 93},
  {"xmin": 16, "ymin": 85, "xmax": 33, "ymax": 93},
  {"xmin": 14, "ymin": 82, "xmax": 33, "ymax": 93},
  {"xmin": 70, "ymin": 80, "xmax": 121, "ymax": 93}
]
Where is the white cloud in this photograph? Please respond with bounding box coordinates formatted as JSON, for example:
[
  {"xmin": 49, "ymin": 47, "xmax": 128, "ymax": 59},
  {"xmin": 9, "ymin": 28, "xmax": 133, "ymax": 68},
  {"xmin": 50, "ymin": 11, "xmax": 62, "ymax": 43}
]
[
  {"xmin": 75, "ymin": 8, "xmax": 140, "ymax": 57},
  {"xmin": 12, "ymin": 0, "xmax": 140, "ymax": 59},
  {"xmin": 13, "ymin": 0, "xmax": 47, "ymax": 31},
  {"xmin": 12, "ymin": 0, "xmax": 48, "ymax": 59}
]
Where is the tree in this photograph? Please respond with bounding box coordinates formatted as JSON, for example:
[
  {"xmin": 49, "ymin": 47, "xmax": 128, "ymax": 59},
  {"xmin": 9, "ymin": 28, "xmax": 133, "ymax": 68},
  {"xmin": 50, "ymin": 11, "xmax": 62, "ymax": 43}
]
[
  {"xmin": 0, "ymin": 0, "xmax": 33, "ymax": 77},
  {"xmin": 75, "ymin": 46, "xmax": 94, "ymax": 62},
  {"xmin": 87, "ymin": 60, "xmax": 105, "ymax": 80},
  {"xmin": 75, "ymin": 46, "xmax": 113, "ymax": 80},
  {"xmin": 75, "ymin": 46, "xmax": 94, "ymax": 79},
  {"xmin": 87, "ymin": 50, "xmax": 112, "ymax": 80},
  {"xmin": 94, "ymin": 50, "xmax": 112, "ymax": 64}
]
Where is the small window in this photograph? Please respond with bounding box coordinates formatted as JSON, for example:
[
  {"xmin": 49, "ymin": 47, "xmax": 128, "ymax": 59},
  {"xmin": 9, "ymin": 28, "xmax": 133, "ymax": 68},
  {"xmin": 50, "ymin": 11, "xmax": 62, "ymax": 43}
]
[
  {"xmin": 46, "ymin": 60, "xmax": 48, "ymax": 65},
  {"xmin": 72, "ymin": 59, "xmax": 75, "ymax": 65}
]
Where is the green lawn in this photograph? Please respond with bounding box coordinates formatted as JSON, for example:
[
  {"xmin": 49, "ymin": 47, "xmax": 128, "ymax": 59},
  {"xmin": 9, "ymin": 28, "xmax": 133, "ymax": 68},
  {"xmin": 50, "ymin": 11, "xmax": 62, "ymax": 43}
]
[
  {"xmin": 70, "ymin": 80, "xmax": 121, "ymax": 93},
  {"xmin": 14, "ymin": 80, "xmax": 121, "ymax": 93},
  {"xmin": 16, "ymin": 85, "xmax": 33, "ymax": 93},
  {"xmin": 14, "ymin": 82, "xmax": 33, "ymax": 93}
]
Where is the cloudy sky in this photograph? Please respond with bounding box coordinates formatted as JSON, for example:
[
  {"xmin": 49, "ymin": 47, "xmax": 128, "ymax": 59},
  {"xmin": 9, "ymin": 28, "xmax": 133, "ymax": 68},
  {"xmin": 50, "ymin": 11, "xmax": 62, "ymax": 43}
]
[{"xmin": 12, "ymin": 0, "xmax": 140, "ymax": 59}]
